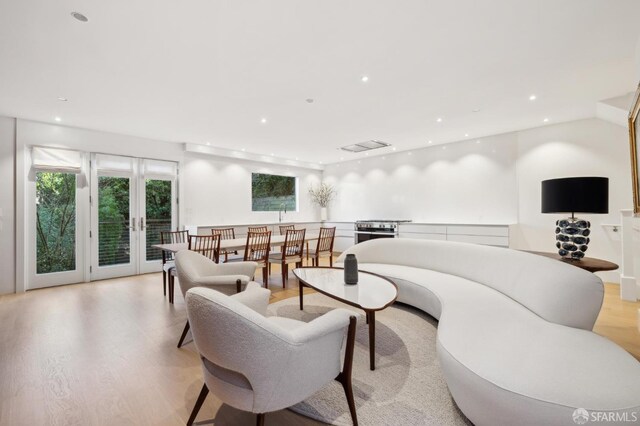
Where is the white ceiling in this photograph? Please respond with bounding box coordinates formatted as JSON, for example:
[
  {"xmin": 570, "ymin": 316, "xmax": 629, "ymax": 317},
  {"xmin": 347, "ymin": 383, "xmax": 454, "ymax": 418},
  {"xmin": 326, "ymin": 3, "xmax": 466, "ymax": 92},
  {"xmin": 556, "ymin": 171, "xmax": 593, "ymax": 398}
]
[{"xmin": 1, "ymin": 0, "xmax": 639, "ymax": 165}]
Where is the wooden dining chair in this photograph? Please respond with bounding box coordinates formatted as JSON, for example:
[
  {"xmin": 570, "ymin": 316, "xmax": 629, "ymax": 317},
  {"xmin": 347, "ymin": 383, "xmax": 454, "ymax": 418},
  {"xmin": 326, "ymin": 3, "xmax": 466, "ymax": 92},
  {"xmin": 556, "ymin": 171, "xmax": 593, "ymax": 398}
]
[
  {"xmin": 189, "ymin": 234, "xmax": 222, "ymax": 263},
  {"xmin": 212, "ymin": 227, "xmax": 239, "ymax": 262},
  {"xmin": 308, "ymin": 227, "xmax": 336, "ymax": 267},
  {"xmin": 248, "ymin": 225, "xmax": 268, "ymax": 233},
  {"xmin": 279, "ymin": 224, "xmax": 294, "ymax": 235},
  {"xmin": 242, "ymin": 231, "xmax": 272, "ymax": 287},
  {"xmin": 160, "ymin": 230, "xmax": 189, "ymax": 299},
  {"xmin": 168, "ymin": 234, "xmax": 221, "ymax": 304},
  {"xmin": 268, "ymin": 229, "xmax": 305, "ymax": 288}
]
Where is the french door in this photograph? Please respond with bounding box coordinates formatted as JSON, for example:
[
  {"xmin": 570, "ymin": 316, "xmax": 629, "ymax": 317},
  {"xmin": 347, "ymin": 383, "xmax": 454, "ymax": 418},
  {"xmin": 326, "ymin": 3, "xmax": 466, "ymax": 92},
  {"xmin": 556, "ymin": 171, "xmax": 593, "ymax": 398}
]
[
  {"xmin": 28, "ymin": 149, "xmax": 177, "ymax": 289},
  {"xmin": 90, "ymin": 155, "xmax": 177, "ymax": 281}
]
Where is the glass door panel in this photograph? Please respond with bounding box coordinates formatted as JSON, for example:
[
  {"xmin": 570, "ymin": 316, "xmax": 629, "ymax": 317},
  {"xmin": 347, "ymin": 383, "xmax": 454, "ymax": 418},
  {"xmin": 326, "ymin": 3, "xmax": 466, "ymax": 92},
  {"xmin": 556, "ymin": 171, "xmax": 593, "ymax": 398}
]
[
  {"xmin": 98, "ymin": 176, "xmax": 131, "ymax": 267},
  {"xmin": 139, "ymin": 178, "xmax": 175, "ymax": 274},
  {"xmin": 36, "ymin": 172, "xmax": 77, "ymax": 273},
  {"xmin": 144, "ymin": 179, "xmax": 172, "ymax": 261},
  {"xmin": 91, "ymin": 171, "xmax": 136, "ymax": 280},
  {"xmin": 30, "ymin": 171, "xmax": 84, "ymax": 289}
]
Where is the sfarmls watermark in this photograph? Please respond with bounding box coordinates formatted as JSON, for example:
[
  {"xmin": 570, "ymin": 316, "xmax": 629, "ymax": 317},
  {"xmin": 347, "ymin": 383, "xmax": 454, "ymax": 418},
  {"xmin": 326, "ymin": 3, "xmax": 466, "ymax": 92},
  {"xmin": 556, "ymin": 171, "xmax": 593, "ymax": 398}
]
[{"xmin": 573, "ymin": 408, "xmax": 638, "ymax": 424}]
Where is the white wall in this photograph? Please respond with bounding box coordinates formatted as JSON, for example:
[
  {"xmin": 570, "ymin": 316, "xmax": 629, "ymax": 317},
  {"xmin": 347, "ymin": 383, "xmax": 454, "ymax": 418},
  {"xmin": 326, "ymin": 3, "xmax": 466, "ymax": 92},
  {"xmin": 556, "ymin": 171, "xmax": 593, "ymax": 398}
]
[
  {"xmin": 325, "ymin": 117, "xmax": 630, "ymax": 283},
  {"xmin": 514, "ymin": 118, "xmax": 630, "ymax": 283},
  {"xmin": 181, "ymin": 152, "xmax": 323, "ymax": 226},
  {"xmin": 323, "ymin": 132, "xmax": 519, "ymax": 224},
  {"xmin": 0, "ymin": 117, "xmax": 16, "ymax": 295}
]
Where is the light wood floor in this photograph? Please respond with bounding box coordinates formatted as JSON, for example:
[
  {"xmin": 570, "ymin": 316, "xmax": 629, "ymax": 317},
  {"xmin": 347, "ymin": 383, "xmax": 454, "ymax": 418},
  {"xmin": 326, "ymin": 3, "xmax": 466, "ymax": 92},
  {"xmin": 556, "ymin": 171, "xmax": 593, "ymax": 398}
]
[{"xmin": 0, "ymin": 265, "xmax": 638, "ymax": 426}]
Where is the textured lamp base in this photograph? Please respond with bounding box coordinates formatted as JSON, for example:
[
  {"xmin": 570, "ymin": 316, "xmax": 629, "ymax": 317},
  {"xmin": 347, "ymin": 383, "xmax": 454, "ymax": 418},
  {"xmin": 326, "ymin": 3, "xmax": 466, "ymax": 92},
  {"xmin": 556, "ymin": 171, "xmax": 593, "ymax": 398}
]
[{"xmin": 555, "ymin": 217, "xmax": 591, "ymax": 259}]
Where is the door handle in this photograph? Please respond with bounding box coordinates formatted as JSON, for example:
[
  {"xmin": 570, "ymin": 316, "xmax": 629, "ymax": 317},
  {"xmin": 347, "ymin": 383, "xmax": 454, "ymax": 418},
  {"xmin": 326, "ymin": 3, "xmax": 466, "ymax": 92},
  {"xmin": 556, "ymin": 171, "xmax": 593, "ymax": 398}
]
[
  {"xmin": 140, "ymin": 217, "xmax": 145, "ymax": 231},
  {"xmin": 131, "ymin": 218, "xmax": 136, "ymax": 232}
]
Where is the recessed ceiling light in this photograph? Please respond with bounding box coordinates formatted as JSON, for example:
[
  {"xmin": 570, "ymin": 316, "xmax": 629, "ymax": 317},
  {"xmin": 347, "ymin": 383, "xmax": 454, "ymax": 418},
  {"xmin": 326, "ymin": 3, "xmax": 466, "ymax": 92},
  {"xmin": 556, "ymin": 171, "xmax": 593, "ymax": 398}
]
[
  {"xmin": 392, "ymin": 147, "xmax": 396, "ymax": 151},
  {"xmin": 54, "ymin": 117, "xmax": 61, "ymax": 122},
  {"xmin": 357, "ymin": 160, "xmax": 361, "ymax": 164},
  {"xmin": 529, "ymin": 94, "xmax": 537, "ymax": 101},
  {"xmin": 295, "ymin": 157, "xmax": 299, "ymax": 160},
  {"xmin": 472, "ymin": 108, "xmax": 481, "ymax": 113},
  {"xmin": 206, "ymin": 142, "xmax": 211, "ymax": 146},
  {"xmin": 365, "ymin": 152, "xmax": 369, "ymax": 156},
  {"xmin": 71, "ymin": 12, "xmax": 88, "ymax": 22},
  {"xmin": 436, "ymin": 118, "xmax": 443, "ymax": 123},
  {"xmin": 464, "ymin": 133, "xmax": 469, "ymax": 137},
  {"xmin": 270, "ymin": 153, "xmax": 274, "ymax": 156},
  {"xmin": 442, "ymin": 146, "xmax": 447, "ymax": 150},
  {"xmin": 428, "ymin": 140, "xmax": 432, "ymax": 144},
  {"xmin": 57, "ymin": 97, "xmax": 68, "ymax": 102},
  {"xmin": 340, "ymin": 157, "xmax": 344, "ymax": 160},
  {"xmin": 543, "ymin": 118, "xmax": 549, "ymax": 122},
  {"xmin": 261, "ymin": 118, "xmax": 267, "ymax": 124},
  {"xmin": 476, "ymin": 140, "xmax": 481, "ymax": 144},
  {"xmin": 408, "ymin": 152, "xmax": 413, "ymax": 156},
  {"xmin": 241, "ymin": 148, "xmax": 246, "ymax": 151},
  {"xmin": 306, "ymin": 98, "xmax": 314, "ymax": 103},
  {"xmin": 361, "ymin": 75, "xmax": 369, "ymax": 83}
]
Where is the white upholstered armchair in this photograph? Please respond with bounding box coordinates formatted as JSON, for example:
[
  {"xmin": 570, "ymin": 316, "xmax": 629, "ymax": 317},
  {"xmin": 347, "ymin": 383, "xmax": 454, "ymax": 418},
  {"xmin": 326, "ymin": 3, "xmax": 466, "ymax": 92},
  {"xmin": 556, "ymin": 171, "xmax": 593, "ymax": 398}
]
[
  {"xmin": 184, "ymin": 286, "xmax": 359, "ymax": 426},
  {"xmin": 175, "ymin": 250, "xmax": 258, "ymax": 347}
]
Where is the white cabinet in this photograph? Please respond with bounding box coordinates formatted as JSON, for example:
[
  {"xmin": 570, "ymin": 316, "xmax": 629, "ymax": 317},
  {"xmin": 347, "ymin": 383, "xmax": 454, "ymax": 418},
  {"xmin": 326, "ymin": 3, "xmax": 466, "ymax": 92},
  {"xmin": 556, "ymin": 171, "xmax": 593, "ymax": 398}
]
[{"xmin": 398, "ymin": 223, "xmax": 511, "ymax": 247}]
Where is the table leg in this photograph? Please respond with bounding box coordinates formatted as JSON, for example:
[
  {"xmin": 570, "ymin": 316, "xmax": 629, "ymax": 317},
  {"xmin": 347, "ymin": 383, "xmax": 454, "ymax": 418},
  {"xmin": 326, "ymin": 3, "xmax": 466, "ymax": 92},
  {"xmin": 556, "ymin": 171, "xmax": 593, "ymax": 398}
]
[
  {"xmin": 299, "ymin": 280, "xmax": 304, "ymax": 311},
  {"xmin": 368, "ymin": 310, "xmax": 376, "ymax": 370}
]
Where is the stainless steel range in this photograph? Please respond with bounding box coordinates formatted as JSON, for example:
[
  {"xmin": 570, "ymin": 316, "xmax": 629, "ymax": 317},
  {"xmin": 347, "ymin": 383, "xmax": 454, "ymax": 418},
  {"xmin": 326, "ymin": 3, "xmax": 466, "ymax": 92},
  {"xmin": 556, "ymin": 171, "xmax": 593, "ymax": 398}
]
[{"xmin": 354, "ymin": 220, "xmax": 412, "ymax": 244}]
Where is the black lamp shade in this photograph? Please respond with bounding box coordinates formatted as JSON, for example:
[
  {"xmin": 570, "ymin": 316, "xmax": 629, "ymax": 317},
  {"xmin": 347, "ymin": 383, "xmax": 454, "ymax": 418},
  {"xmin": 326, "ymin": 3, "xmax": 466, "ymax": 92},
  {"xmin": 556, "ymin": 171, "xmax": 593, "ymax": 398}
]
[{"xmin": 541, "ymin": 177, "xmax": 608, "ymax": 214}]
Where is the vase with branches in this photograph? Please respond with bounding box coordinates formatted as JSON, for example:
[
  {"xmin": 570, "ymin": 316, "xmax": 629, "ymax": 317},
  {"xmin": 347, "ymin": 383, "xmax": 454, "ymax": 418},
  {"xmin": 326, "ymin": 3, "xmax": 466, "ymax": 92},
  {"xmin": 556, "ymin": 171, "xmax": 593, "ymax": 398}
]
[{"xmin": 309, "ymin": 183, "xmax": 336, "ymax": 221}]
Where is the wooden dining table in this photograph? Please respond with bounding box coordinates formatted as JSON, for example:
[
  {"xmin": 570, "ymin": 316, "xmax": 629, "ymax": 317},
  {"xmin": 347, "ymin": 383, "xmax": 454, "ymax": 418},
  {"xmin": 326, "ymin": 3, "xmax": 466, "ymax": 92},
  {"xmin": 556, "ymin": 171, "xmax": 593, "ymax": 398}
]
[{"xmin": 152, "ymin": 232, "xmax": 320, "ymax": 254}]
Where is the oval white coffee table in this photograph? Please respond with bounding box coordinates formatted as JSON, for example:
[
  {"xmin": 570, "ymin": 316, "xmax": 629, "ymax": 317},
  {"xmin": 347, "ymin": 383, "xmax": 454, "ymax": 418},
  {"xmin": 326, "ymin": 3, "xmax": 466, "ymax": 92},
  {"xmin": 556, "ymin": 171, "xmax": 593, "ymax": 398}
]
[{"xmin": 293, "ymin": 267, "xmax": 398, "ymax": 370}]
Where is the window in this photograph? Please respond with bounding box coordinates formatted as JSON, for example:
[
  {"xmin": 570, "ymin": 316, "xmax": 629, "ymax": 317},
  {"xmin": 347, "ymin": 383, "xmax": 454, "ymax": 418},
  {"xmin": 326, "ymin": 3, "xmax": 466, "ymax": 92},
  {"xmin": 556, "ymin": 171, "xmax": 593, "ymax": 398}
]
[{"xmin": 251, "ymin": 173, "xmax": 297, "ymax": 211}]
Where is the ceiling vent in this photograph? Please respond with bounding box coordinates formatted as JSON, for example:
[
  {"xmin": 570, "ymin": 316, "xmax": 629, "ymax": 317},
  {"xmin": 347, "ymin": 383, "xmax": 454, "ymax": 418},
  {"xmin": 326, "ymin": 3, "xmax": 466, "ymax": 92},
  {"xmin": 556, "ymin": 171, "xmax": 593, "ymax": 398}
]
[{"xmin": 340, "ymin": 140, "xmax": 391, "ymax": 153}]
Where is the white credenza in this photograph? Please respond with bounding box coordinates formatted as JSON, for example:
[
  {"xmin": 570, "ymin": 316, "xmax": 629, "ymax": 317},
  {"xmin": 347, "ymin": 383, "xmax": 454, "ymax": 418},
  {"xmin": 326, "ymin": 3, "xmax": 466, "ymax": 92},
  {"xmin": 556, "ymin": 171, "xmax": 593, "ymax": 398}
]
[{"xmin": 398, "ymin": 223, "xmax": 511, "ymax": 247}]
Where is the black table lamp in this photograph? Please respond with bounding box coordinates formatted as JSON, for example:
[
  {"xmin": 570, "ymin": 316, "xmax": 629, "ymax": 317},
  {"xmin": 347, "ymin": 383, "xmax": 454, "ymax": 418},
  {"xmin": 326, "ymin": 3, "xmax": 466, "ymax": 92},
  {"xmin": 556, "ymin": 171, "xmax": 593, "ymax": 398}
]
[{"xmin": 541, "ymin": 177, "xmax": 608, "ymax": 260}]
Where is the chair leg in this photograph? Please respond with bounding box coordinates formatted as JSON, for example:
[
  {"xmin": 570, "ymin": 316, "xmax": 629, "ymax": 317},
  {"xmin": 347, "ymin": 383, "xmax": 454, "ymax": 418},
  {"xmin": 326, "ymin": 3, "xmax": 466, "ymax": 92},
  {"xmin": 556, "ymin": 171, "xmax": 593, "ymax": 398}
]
[
  {"xmin": 329, "ymin": 255, "xmax": 333, "ymax": 267},
  {"xmin": 281, "ymin": 262, "xmax": 287, "ymax": 288},
  {"xmin": 162, "ymin": 270, "xmax": 167, "ymax": 296},
  {"xmin": 336, "ymin": 316, "xmax": 358, "ymax": 426},
  {"xmin": 338, "ymin": 374, "xmax": 358, "ymax": 426},
  {"xmin": 177, "ymin": 321, "xmax": 190, "ymax": 348},
  {"xmin": 263, "ymin": 267, "xmax": 269, "ymax": 289},
  {"xmin": 187, "ymin": 383, "xmax": 209, "ymax": 426},
  {"xmin": 256, "ymin": 413, "xmax": 265, "ymax": 426},
  {"xmin": 169, "ymin": 274, "xmax": 175, "ymax": 304}
]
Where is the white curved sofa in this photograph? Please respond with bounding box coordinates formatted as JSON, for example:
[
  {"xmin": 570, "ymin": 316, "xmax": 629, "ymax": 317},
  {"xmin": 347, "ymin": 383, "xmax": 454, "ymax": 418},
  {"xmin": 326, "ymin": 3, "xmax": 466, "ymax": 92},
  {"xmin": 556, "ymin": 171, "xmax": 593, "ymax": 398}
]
[{"xmin": 336, "ymin": 239, "xmax": 640, "ymax": 426}]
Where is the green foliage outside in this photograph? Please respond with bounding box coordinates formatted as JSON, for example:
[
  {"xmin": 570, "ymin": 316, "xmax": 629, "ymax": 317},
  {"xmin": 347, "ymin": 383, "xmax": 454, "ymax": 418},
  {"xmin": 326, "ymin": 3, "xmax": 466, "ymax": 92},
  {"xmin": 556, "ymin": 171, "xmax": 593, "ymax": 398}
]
[
  {"xmin": 98, "ymin": 176, "xmax": 130, "ymax": 266},
  {"xmin": 35, "ymin": 173, "xmax": 172, "ymax": 272},
  {"xmin": 36, "ymin": 172, "xmax": 77, "ymax": 274},
  {"xmin": 251, "ymin": 173, "xmax": 296, "ymax": 211},
  {"xmin": 145, "ymin": 180, "xmax": 172, "ymax": 261}
]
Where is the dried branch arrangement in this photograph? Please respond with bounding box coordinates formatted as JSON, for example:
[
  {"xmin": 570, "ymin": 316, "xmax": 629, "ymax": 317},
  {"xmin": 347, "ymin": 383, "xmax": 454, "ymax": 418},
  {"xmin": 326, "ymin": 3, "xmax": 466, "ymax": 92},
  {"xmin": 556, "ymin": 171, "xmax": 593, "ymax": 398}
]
[{"xmin": 308, "ymin": 183, "xmax": 336, "ymax": 208}]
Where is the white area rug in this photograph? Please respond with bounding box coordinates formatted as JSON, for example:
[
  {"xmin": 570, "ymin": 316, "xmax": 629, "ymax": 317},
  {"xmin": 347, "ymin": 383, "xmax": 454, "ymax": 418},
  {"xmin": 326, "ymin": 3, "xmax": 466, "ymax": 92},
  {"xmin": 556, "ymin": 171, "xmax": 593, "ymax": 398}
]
[{"xmin": 267, "ymin": 293, "xmax": 472, "ymax": 426}]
